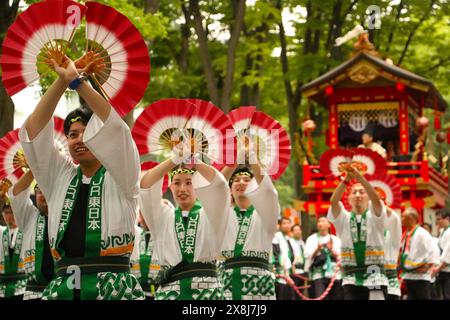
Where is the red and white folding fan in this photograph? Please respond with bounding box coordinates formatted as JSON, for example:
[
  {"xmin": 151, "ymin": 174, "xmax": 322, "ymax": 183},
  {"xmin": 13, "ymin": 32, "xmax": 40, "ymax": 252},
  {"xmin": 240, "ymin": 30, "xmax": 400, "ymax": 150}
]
[
  {"xmin": 53, "ymin": 116, "xmax": 70, "ymax": 157},
  {"xmin": 185, "ymin": 99, "xmax": 236, "ymax": 170},
  {"xmin": 0, "ymin": 118, "xmax": 70, "ymax": 181},
  {"xmin": 84, "ymin": 1, "xmax": 150, "ymax": 116},
  {"xmin": 248, "ymin": 111, "xmax": 291, "ymax": 180},
  {"xmin": 227, "ymin": 106, "xmax": 256, "ymax": 135},
  {"xmin": 1, "ymin": 0, "xmax": 86, "ymax": 96},
  {"xmin": 351, "ymin": 148, "xmax": 386, "ymax": 177},
  {"xmin": 319, "ymin": 148, "xmax": 353, "ymax": 179},
  {"xmin": 132, "ymin": 98, "xmax": 197, "ymax": 157},
  {"xmin": 342, "ymin": 174, "xmax": 402, "ymax": 210},
  {"xmin": 141, "ymin": 161, "xmax": 169, "ymax": 194},
  {"xmin": 1, "ymin": 0, "xmax": 150, "ymax": 117},
  {"xmin": 320, "ymin": 148, "xmax": 386, "ymax": 179},
  {"xmin": 0, "ymin": 129, "xmax": 26, "ymax": 181}
]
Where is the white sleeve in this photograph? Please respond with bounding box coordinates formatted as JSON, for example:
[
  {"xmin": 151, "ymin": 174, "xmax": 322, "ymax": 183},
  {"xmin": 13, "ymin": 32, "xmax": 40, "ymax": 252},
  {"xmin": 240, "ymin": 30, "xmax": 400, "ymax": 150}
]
[
  {"xmin": 386, "ymin": 211, "xmax": 402, "ymax": 247},
  {"xmin": 368, "ymin": 201, "xmax": 387, "ymax": 232},
  {"xmin": 19, "ymin": 120, "xmax": 74, "ymax": 199},
  {"xmin": 194, "ymin": 169, "xmax": 230, "ymax": 247},
  {"xmin": 245, "ymin": 175, "xmax": 280, "ymax": 234},
  {"xmin": 138, "ymin": 178, "xmax": 168, "ymax": 239},
  {"xmin": 327, "ymin": 202, "xmax": 349, "ymax": 234},
  {"xmin": 304, "ymin": 235, "xmax": 317, "ymax": 260},
  {"xmin": 441, "ymin": 233, "xmax": 450, "ymax": 265},
  {"xmin": 424, "ymin": 233, "xmax": 439, "ymax": 265},
  {"xmin": 7, "ymin": 188, "xmax": 38, "ymax": 232},
  {"xmin": 83, "ymin": 109, "xmax": 140, "ymax": 199},
  {"xmin": 332, "ymin": 235, "xmax": 342, "ymax": 255}
]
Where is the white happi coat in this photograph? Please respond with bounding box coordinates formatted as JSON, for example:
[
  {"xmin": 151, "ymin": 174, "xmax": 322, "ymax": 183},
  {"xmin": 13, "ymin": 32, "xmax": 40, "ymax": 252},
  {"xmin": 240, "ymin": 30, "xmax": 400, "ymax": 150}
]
[
  {"xmin": 8, "ymin": 187, "xmax": 48, "ymax": 300},
  {"xmin": 0, "ymin": 226, "xmax": 26, "ymax": 297},
  {"xmin": 220, "ymin": 175, "xmax": 279, "ymax": 299},
  {"xmin": 138, "ymin": 170, "xmax": 230, "ymax": 295},
  {"xmin": 272, "ymin": 232, "xmax": 292, "ymax": 284},
  {"xmin": 130, "ymin": 224, "xmax": 159, "ymax": 297},
  {"xmin": 221, "ymin": 175, "xmax": 279, "ymax": 262},
  {"xmin": 439, "ymin": 227, "xmax": 450, "ymax": 273},
  {"xmin": 384, "ymin": 211, "xmax": 401, "ymax": 296},
  {"xmin": 19, "ymin": 109, "xmax": 140, "ymax": 260},
  {"xmin": 304, "ymin": 233, "xmax": 342, "ymax": 281},
  {"xmin": 289, "ymin": 238, "xmax": 306, "ymax": 275},
  {"xmin": 401, "ymin": 226, "xmax": 439, "ymax": 281},
  {"xmin": 327, "ymin": 201, "xmax": 388, "ymax": 287}
]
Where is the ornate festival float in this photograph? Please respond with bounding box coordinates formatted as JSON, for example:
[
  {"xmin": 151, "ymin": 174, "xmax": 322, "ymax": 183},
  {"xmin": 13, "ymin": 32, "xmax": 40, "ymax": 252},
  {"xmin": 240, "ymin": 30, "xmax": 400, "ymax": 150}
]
[{"xmin": 296, "ymin": 33, "xmax": 449, "ymax": 226}]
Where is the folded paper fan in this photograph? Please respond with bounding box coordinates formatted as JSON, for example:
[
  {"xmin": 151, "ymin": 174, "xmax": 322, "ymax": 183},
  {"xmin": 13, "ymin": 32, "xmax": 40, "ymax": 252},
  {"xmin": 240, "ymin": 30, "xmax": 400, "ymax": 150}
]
[
  {"xmin": 84, "ymin": 1, "xmax": 150, "ymax": 116},
  {"xmin": 0, "ymin": 129, "xmax": 26, "ymax": 181},
  {"xmin": 185, "ymin": 99, "xmax": 236, "ymax": 170},
  {"xmin": 319, "ymin": 148, "xmax": 354, "ymax": 179},
  {"xmin": 53, "ymin": 116, "xmax": 70, "ymax": 157},
  {"xmin": 133, "ymin": 99, "xmax": 235, "ymax": 170},
  {"xmin": 0, "ymin": 118, "xmax": 70, "ymax": 181},
  {"xmin": 132, "ymin": 98, "xmax": 197, "ymax": 157},
  {"xmin": 351, "ymin": 148, "xmax": 386, "ymax": 177},
  {"xmin": 227, "ymin": 107, "xmax": 290, "ymax": 180},
  {"xmin": 319, "ymin": 148, "xmax": 386, "ymax": 179},
  {"xmin": 227, "ymin": 106, "xmax": 256, "ymax": 135},
  {"xmin": 1, "ymin": 0, "xmax": 150, "ymax": 117},
  {"xmin": 248, "ymin": 111, "xmax": 291, "ymax": 180},
  {"xmin": 1, "ymin": 0, "xmax": 86, "ymax": 96}
]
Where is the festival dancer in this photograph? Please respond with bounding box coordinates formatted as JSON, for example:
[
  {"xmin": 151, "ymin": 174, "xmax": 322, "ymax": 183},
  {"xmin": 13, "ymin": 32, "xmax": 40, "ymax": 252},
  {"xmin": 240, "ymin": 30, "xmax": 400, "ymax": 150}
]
[{"xmin": 19, "ymin": 56, "xmax": 144, "ymax": 300}]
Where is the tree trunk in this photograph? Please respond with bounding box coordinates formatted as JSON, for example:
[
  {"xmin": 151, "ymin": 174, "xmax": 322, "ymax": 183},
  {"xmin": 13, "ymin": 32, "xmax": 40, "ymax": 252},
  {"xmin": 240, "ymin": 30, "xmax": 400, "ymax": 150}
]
[
  {"xmin": 221, "ymin": 0, "xmax": 246, "ymax": 112},
  {"xmin": 145, "ymin": 0, "xmax": 160, "ymax": 14},
  {"xmin": 0, "ymin": 0, "xmax": 20, "ymax": 138},
  {"xmin": 189, "ymin": 0, "xmax": 220, "ymax": 106}
]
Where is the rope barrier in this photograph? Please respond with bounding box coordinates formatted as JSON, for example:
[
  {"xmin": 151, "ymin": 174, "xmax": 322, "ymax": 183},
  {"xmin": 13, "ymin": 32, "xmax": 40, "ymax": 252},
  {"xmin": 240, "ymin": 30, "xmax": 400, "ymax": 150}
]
[{"xmin": 275, "ymin": 256, "xmax": 342, "ymax": 300}]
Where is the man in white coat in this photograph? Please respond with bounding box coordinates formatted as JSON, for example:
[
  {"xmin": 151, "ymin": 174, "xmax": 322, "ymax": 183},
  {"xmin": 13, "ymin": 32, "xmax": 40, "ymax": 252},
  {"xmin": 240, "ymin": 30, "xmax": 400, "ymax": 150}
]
[
  {"xmin": 8, "ymin": 170, "xmax": 54, "ymax": 300},
  {"xmin": 327, "ymin": 165, "xmax": 388, "ymax": 300},
  {"xmin": 400, "ymin": 208, "xmax": 438, "ymax": 300},
  {"xmin": 139, "ymin": 152, "xmax": 230, "ymax": 300},
  {"xmin": 19, "ymin": 56, "xmax": 143, "ymax": 300}
]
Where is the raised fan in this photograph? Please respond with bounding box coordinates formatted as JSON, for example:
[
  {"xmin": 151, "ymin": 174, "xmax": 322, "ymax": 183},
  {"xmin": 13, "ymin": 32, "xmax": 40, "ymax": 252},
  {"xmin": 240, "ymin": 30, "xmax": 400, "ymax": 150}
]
[
  {"xmin": 319, "ymin": 148, "xmax": 354, "ymax": 180},
  {"xmin": 342, "ymin": 174, "xmax": 402, "ymax": 210},
  {"xmin": 0, "ymin": 117, "xmax": 70, "ymax": 181},
  {"xmin": 132, "ymin": 98, "xmax": 197, "ymax": 157},
  {"xmin": 227, "ymin": 106, "xmax": 256, "ymax": 135},
  {"xmin": 1, "ymin": 0, "xmax": 86, "ymax": 96},
  {"xmin": 84, "ymin": 1, "xmax": 150, "ymax": 117},
  {"xmin": 227, "ymin": 107, "xmax": 291, "ymax": 180},
  {"xmin": 132, "ymin": 98, "xmax": 235, "ymax": 170},
  {"xmin": 319, "ymin": 148, "xmax": 386, "ymax": 179},
  {"xmin": 185, "ymin": 99, "xmax": 236, "ymax": 170},
  {"xmin": 141, "ymin": 161, "xmax": 169, "ymax": 194},
  {"xmin": 1, "ymin": 0, "xmax": 150, "ymax": 117}
]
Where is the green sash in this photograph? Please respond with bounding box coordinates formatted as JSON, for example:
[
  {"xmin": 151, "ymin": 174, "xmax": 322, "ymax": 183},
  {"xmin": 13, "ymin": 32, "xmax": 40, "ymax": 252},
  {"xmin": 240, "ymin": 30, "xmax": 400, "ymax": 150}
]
[
  {"xmin": 53, "ymin": 166, "xmax": 105, "ymax": 299},
  {"xmin": 33, "ymin": 214, "xmax": 47, "ymax": 283},
  {"xmin": 139, "ymin": 229, "xmax": 153, "ymax": 292},
  {"xmin": 231, "ymin": 205, "xmax": 254, "ymax": 300},
  {"xmin": 174, "ymin": 201, "xmax": 202, "ymax": 299},
  {"xmin": 350, "ymin": 211, "xmax": 367, "ymax": 286},
  {"xmin": 400, "ymin": 225, "xmax": 419, "ymax": 271},
  {"xmin": 3, "ymin": 228, "xmax": 24, "ymax": 297},
  {"xmin": 316, "ymin": 234, "xmax": 332, "ymax": 275}
]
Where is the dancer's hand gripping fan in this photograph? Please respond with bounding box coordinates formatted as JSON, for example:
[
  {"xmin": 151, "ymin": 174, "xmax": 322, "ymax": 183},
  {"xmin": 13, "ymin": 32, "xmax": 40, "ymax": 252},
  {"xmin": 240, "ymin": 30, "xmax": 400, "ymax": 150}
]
[
  {"xmin": 227, "ymin": 106, "xmax": 291, "ymax": 180},
  {"xmin": 319, "ymin": 148, "xmax": 386, "ymax": 180},
  {"xmin": 1, "ymin": 0, "xmax": 150, "ymax": 117},
  {"xmin": 132, "ymin": 98, "xmax": 236, "ymax": 170}
]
